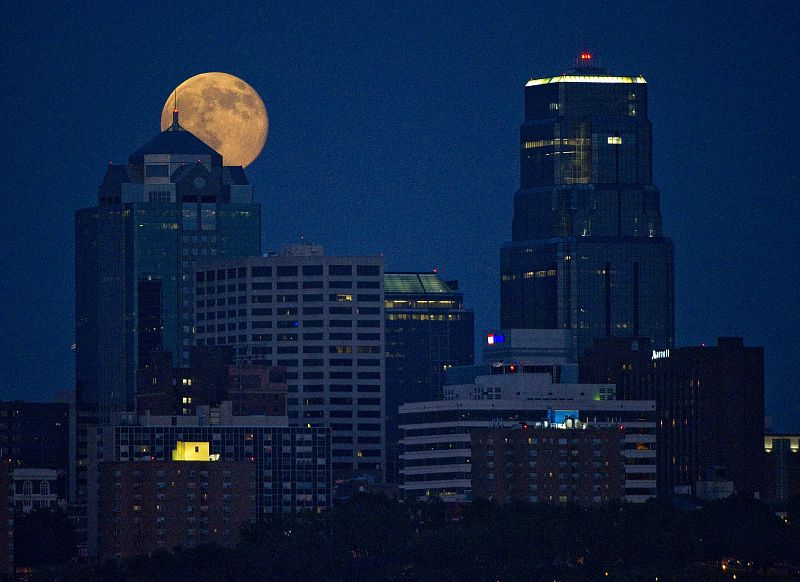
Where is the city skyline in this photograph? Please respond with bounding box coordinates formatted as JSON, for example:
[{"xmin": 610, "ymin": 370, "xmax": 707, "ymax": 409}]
[{"xmin": 1, "ymin": 2, "xmax": 798, "ymax": 431}]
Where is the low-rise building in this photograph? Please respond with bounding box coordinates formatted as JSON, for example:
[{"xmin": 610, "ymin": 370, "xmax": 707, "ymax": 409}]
[{"xmin": 12, "ymin": 468, "xmax": 61, "ymax": 514}]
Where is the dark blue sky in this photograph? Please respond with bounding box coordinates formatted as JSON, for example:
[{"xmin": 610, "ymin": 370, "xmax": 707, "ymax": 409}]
[{"xmin": 1, "ymin": 2, "xmax": 798, "ymax": 430}]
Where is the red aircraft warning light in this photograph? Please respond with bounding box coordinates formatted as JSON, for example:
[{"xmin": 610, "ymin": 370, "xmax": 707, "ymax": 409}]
[{"xmin": 580, "ymin": 52, "xmax": 592, "ymax": 60}]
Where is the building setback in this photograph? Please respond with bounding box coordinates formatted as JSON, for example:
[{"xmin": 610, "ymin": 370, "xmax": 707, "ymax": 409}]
[
  {"xmin": 384, "ymin": 272, "xmax": 474, "ymax": 483},
  {"xmin": 501, "ymin": 54, "xmax": 674, "ymax": 356},
  {"xmin": 75, "ymin": 112, "xmax": 260, "ymax": 421},
  {"xmin": 193, "ymin": 245, "xmax": 385, "ymax": 480},
  {"xmin": 580, "ymin": 336, "xmax": 764, "ymax": 497}
]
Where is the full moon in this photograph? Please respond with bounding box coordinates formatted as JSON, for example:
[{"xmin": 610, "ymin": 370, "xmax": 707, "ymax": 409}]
[{"xmin": 160, "ymin": 72, "xmax": 268, "ymax": 167}]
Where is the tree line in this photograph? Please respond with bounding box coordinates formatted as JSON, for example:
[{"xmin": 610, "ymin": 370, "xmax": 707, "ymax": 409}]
[{"xmin": 14, "ymin": 494, "xmax": 800, "ymax": 581}]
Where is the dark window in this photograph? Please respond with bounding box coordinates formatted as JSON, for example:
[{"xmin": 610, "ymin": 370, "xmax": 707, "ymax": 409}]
[
  {"xmin": 277, "ymin": 266, "xmax": 298, "ymax": 277},
  {"xmin": 145, "ymin": 164, "xmax": 169, "ymax": 177},
  {"xmin": 330, "ymin": 320, "xmax": 352, "ymax": 327},
  {"xmin": 303, "ymin": 281, "xmax": 323, "ymax": 289},
  {"xmin": 303, "ymin": 306, "xmax": 323, "ymax": 315},
  {"xmin": 329, "ymin": 333, "xmax": 352, "ymax": 340},
  {"xmin": 303, "ymin": 294, "xmax": 323, "ymax": 302},
  {"xmin": 356, "ymin": 265, "xmax": 379, "ymax": 276},
  {"xmin": 277, "ymin": 281, "xmax": 297, "ymax": 289},
  {"xmin": 357, "ymin": 281, "xmax": 379, "ymax": 289},
  {"xmin": 252, "ymin": 282, "xmax": 272, "ymax": 290},
  {"xmin": 251, "ymin": 266, "xmax": 271, "ymax": 277},
  {"xmin": 357, "ymin": 333, "xmax": 380, "ymax": 340},
  {"xmin": 329, "ymin": 265, "xmax": 352, "ymax": 276},
  {"xmin": 303, "ymin": 333, "xmax": 323, "ymax": 341},
  {"xmin": 357, "ymin": 294, "xmax": 380, "ymax": 302},
  {"xmin": 329, "ymin": 280, "xmax": 352, "ymax": 289},
  {"xmin": 302, "ymin": 265, "xmax": 323, "ymax": 276}
]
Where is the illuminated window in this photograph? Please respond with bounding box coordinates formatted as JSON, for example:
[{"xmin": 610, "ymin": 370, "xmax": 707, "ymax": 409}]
[{"xmin": 607, "ymin": 136, "xmax": 623, "ymax": 145}]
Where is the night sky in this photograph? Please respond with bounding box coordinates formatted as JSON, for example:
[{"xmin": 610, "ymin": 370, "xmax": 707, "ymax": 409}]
[{"xmin": 1, "ymin": 2, "xmax": 798, "ymax": 430}]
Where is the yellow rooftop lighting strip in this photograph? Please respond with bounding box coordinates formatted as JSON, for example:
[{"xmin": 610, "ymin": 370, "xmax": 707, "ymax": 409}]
[{"xmin": 526, "ymin": 75, "xmax": 647, "ymax": 86}]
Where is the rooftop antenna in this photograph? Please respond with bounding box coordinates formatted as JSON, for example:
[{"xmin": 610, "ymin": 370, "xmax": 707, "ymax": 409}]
[{"xmin": 575, "ymin": 35, "xmax": 598, "ymax": 70}]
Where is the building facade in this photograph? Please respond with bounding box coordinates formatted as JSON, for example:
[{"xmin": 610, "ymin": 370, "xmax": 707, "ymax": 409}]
[
  {"xmin": 500, "ymin": 54, "xmax": 674, "ymax": 356},
  {"xmin": 98, "ymin": 460, "xmax": 255, "ymax": 560},
  {"xmin": 75, "ymin": 113, "xmax": 261, "ymax": 421},
  {"xmin": 470, "ymin": 425, "xmax": 629, "ymax": 504},
  {"xmin": 580, "ymin": 336, "xmax": 764, "ymax": 498},
  {"xmin": 193, "ymin": 245, "xmax": 385, "ymax": 480},
  {"xmin": 384, "ymin": 272, "xmax": 474, "ymax": 483}
]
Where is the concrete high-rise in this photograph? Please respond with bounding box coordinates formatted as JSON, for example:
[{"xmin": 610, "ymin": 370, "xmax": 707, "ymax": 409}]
[
  {"xmin": 193, "ymin": 245, "xmax": 385, "ymax": 480},
  {"xmin": 501, "ymin": 53, "xmax": 674, "ymax": 356},
  {"xmin": 75, "ymin": 112, "xmax": 260, "ymax": 421}
]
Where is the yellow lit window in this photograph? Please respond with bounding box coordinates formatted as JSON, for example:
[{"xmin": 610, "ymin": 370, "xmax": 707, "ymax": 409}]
[{"xmin": 607, "ymin": 136, "xmax": 623, "ymax": 145}]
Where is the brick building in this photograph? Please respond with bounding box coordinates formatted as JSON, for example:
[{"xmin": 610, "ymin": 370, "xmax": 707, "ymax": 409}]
[
  {"xmin": 470, "ymin": 426, "xmax": 629, "ymax": 504},
  {"xmin": 98, "ymin": 459, "xmax": 254, "ymax": 560}
]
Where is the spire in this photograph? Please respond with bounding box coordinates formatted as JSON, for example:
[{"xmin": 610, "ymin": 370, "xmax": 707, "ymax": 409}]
[{"xmin": 169, "ymin": 90, "xmax": 182, "ymax": 131}]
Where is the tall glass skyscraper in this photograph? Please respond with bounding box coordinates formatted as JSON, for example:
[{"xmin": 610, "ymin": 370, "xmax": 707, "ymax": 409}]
[
  {"xmin": 501, "ymin": 54, "xmax": 674, "ymax": 355},
  {"xmin": 75, "ymin": 113, "xmax": 260, "ymax": 422}
]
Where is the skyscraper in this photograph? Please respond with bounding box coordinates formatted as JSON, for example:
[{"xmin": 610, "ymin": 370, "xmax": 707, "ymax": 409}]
[
  {"xmin": 501, "ymin": 53, "xmax": 674, "ymax": 355},
  {"xmin": 75, "ymin": 112, "xmax": 261, "ymax": 422},
  {"xmin": 383, "ymin": 272, "xmax": 474, "ymax": 482}
]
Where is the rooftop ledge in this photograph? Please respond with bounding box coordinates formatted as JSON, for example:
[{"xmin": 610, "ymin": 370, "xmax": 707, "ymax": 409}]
[{"xmin": 526, "ymin": 75, "xmax": 647, "ymax": 87}]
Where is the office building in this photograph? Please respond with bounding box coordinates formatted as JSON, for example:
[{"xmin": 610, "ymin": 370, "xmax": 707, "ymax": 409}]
[
  {"xmin": 193, "ymin": 245, "xmax": 385, "ymax": 480},
  {"xmin": 580, "ymin": 336, "xmax": 764, "ymax": 497},
  {"xmin": 501, "ymin": 53, "xmax": 674, "ymax": 356},
  {"xmin": 75, "ymin": 112, "xmax": 261, "ymax": 421},
  {"xmin": 384, "ymin": 272, "xmax": 474, "ymax": 483}
]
